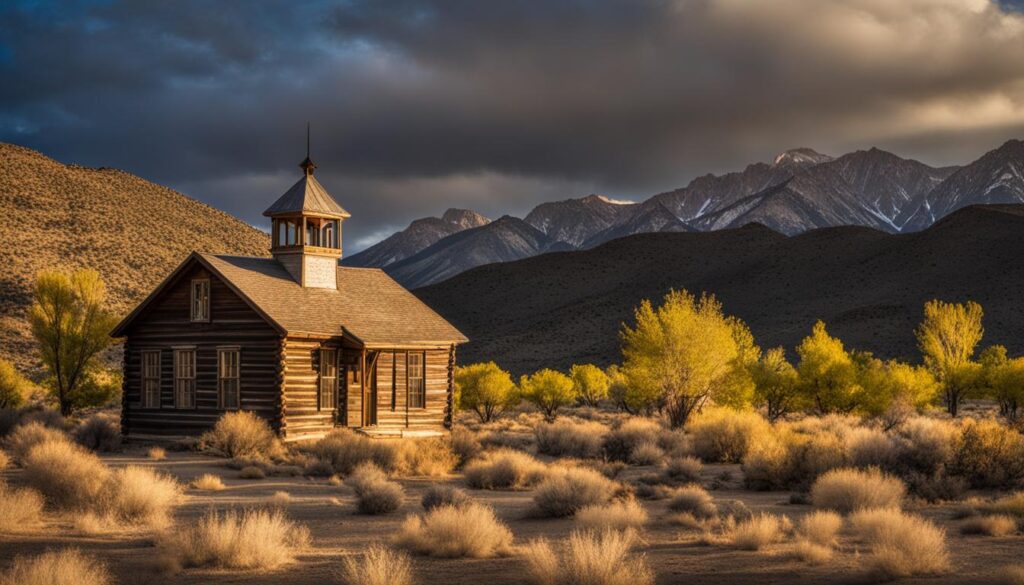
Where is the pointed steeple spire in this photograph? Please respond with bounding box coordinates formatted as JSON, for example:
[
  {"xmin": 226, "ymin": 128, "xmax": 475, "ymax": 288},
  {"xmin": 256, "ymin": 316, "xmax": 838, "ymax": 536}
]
[{"xmin": 299, "ymin": 122, "xmax": 316, "ymax": 176}]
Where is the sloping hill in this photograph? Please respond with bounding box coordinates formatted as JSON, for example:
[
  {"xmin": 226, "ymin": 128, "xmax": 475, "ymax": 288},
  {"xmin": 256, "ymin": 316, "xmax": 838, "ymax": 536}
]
[
  {"xmin": 0, "ymin": 143, "xmax": 269, "ymax": 372},
  {"xmin": 415, "ymin": 205, "xmax": 1024, "ymax": 375}
]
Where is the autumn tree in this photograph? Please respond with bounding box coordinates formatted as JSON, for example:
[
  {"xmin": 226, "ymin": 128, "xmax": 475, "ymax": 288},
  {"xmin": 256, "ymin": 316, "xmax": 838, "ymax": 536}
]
[
  {"xmin": 620, "ymin": 289, "xmax": 748, "ymax": 428},
  {"xmin": 857, "ymin": 356, "xmax": 939, "ymax": 423},
  {"xmin": 569, "ymin": 364, "xmax": 611, "ymax": 407},
  {"xmin": 795, "ymin": 321, "xmax": 862, "ymax": 414},
  {"xmin": 455, "ymin": 362, "xmax": 519, "ymax": 422},
  {"xmin": 979, "ymin": 345, "xmax": 1024, "ymax": 421},
  {"xmin": 749, "ymin": 347, "xmax": 800, "ymax": 421},
  {"xmin": 606, "ymin": 364, "xmax": 659, "ymax": 415},
  {"xmin": 916, "ymin": 300, "xmax": 984, "ymax": 416},
  {"xmin": 0, "ymin": 359, "xmax": 35, "ymax": 408},
  {"xmin": 29, "ymin": 269, "xmax": 119, "ymax": 415},
  {"xmin": 519, "ymin": 369, "xmax": 575, "ymax": 420}
]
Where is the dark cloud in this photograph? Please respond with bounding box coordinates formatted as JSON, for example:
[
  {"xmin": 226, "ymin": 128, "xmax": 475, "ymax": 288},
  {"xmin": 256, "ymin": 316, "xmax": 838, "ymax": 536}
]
[{"xmin": 3, "ymin": 0, "xmax": 1024, "ymax": 250}]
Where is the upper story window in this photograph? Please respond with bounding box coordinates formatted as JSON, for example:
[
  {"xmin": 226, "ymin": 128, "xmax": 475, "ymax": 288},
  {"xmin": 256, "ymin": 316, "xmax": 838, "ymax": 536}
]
[
  {"xmin": 191, "ymin": 279, "xmax": 210, "ymax": 322},
  {"xmin": 407, "ymin": 352, "xmax": 425, "ymax": 409}
]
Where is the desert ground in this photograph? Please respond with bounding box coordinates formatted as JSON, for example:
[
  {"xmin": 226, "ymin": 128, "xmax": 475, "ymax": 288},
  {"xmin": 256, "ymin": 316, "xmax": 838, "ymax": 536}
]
[{"xmin": 3, "ymin": 405, "xmax": 1024, "ymax": 585}]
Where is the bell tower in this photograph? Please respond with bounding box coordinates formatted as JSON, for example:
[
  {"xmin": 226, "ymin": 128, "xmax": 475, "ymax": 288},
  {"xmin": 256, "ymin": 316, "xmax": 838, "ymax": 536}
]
[{"xmin": 263, "ymin": 128, "xmax": 350, "ymax": 290}]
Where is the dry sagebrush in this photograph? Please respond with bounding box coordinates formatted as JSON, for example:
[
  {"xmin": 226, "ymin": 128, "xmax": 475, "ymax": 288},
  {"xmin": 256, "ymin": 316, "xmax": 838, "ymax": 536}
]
[
  {"xmin": 161, "ymin": 508, "xmax": 309, "ymax": 570},
  {"xmin": 0, "ymin": 549, "xmax": 110, "ymax": 585},
  {"xmin": 810, "ymin": 467, "xmax": 906, "ymax": 514},
  {"xmin": 0, "ymin": 482, "xmax": 44, "ymax": 533},
  {"xmin": 339, "ymin": 544, "xmax": 413, "ymax": 585},
  {"xmin": 524, "ymin": 529, "xmax": 654, "ymax": 585},
  {"xmin": 535, "ymin": 418, "xmax": 608, "ymax": 459},
  {"xmin": 73, "ymin": 413, "xmax": 121, "ymax": 452},
  {"xmin": 394, "ymin": 502, "xmax": 514, "ymax": 558},
  {"xmin": 728, "ymin": 513, "xmax": 789, "ymax": 551},
  {"xmin": 464, "ymin": 449, "xmax": 548, "ymax": 489},
  {"xmin": 798, "ymin": 510, "xmax": 843, "ymax": 546},
  {"xmin": 22, "ymin": 440, "xmax": 111, "ymax": 510},
  {"xmin": 687, "ymin": 407, "xmax": 771, "ymax": 463},
  {"xmin": 575, "ymin": 498, "xmax": 648, "ymax": 531},
  {"xmin": 602, "ymin": 418, "xmax": 662, "ymax": 462},
  {"xmin": 200, "ymin": 411, "xmax": 283, "ymax": 460},
  {"xmin": 850, "ymin": 508, "xmax": 950, "ymax": 580},
  {"xmin": 345, "ymin": 463, "xmax": 405, "ymax": 514},
  {"xmin": 533, "ymin": 466, "xmax": 618, "ymax": 517},
  {"xmin": 192, "ymin": 473, "xmax": 227, "ymax": 491},
  {"xmin": 666, "ymin": 485, "xmax": 718, "ymax": 519},
  {"xmin": 311, "ymin": 429, "xmax": 456, "ymax": 476},
  {"xmin": 4, "ymin": 421, "xmax": 69, "ymax": 464},
  {"xmin": 421, "ymin": 484, "xmax": 470, "ymax": 511}
]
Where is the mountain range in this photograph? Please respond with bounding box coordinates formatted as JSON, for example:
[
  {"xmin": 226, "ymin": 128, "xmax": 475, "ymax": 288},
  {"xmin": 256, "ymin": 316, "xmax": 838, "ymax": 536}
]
[
  {"xmin": 346, "ymin": 140, "xmax": 1024, "ymax": 288},
  {"xmin": 414, "ymin": 204, "xmax": 1024, "ymax": 375}
]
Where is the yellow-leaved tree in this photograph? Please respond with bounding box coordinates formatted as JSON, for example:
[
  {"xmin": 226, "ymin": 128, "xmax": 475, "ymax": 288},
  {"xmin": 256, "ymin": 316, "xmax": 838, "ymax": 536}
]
[
  {"xmin": 455, "ymin": 362, "xmax": 519, "ymax": 422},
  {"xmin": 519, "ymin": 368, "xmax": 575, "ymax": 420},
  {"xmin": 620, "ymin": 289, "xmax": 749, "ymax": 428},
  {"xmin": 30, "ymin": 269, "xmax": 119, "ymax": 415},
  {"xmin": 979, "ymin": 345, "xmax": 1024, "ymax": 421},
  {"xmin": 0, "ymin": 359, "xmax": 36, "ymax": 408},
  {"xmin": 916, "ymin": 300, "xmax": 984, "ymax": 416},
  {"xmin": 795, "ymin": 321, "xmax": 862, "ymax": 414},
  {"xmin": 749, "ymin": 347, "xmax": 801, "ymax": 422},
  {"xmin": 569, "ymin": 364, "xmax": 611, "ymax": 407},
  {"xmin": 606, "ymin": 364, "xmax": 659, "ymax": 415},
  {"xmin": 857, "ymin": 354, "xmax": 939, "ymax": 423}
]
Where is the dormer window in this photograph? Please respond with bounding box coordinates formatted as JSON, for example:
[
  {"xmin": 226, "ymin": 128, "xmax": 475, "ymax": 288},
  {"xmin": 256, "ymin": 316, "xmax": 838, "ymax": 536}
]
[{"xmin": 191, "ymin": 279, "xmax": 210, "ymax": 322}]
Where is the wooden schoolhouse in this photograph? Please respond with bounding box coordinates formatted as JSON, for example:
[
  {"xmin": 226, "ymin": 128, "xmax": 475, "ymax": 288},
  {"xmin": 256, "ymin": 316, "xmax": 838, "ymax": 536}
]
[{"xmin": 111, "ymin": 152, "xmax": 467, "ymax": 440}]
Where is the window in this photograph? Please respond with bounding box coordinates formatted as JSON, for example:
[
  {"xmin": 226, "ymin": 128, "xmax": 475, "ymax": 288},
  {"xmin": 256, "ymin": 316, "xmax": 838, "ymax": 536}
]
[
  {"xmin": 322, "ymin": 222, "xmax": 335, "ymax": 249},
  {"xmin": 141, "ymin": 350, "xmax": 161, "ymax": 408},
  {"xmin": 218, "ymin": 348, "xmax": 240, "ymax": 410},
  {"xmin": 174, "ymin": 348, "xmax": 196, "ymax": 408},
  {"xmin": 407, "ymin": 352, "xmax": 425, "ymax": 409},
  {"xmin": 319, "ymin": 348, "xmax": 337, "ymax": 410},
  {"xmin": 191, "ymin": 279, "xmax": 210, "ymax": 322}
]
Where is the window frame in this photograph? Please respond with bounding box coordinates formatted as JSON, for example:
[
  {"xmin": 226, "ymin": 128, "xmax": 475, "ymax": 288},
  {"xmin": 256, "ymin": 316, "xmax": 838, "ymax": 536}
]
[
  {"xmin": 190, "ymin": 278, "xmax": 210, "ymax": 323},
  {"xmin": 319, "ymin": 348, "xmax": 337, "ymax": 411},
  {"xmin": 218, "ymin": 347, "xmax": 241, "ymax": 410},
  {"xmin": 173, "ymin": 347, "xmax": 197, "ymax": 409},
  {"xmin": 407, "ymin": 351, "xmax": 426, "ymax": 409},
  {"xmin": 141, "ymin": 349, "xmax": 162, "ymax": 409}
]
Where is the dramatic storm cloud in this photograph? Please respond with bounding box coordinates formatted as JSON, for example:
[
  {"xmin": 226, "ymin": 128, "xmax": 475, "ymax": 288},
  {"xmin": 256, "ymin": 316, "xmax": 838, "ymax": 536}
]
[{"xmin": 3, "ymin": 0, "xmax": 1024, "ymax": 249}]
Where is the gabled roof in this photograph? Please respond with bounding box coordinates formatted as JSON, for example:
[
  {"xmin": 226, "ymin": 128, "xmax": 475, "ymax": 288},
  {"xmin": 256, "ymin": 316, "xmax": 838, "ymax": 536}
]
[
  {"xmin": 262, "ymin": 173, "xmax": 350, "ymax": 219},
  {"xmin": 111, "ymin": 252, "xmax": 467, "ymax": 346}
]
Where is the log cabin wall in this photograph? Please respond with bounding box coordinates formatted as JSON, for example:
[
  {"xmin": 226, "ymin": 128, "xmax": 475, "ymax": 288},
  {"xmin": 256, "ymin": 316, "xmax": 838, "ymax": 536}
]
[
  {"xmin": 280, "ymin": 336, "xmax": 339, "ymax": 440},
  {"xmin": 373, "ymin": 347, "xmax": 453, "ymax": 433},
  {"xmin": 121, "ymin": 265, "xmax": 282, "ymax": 437}
]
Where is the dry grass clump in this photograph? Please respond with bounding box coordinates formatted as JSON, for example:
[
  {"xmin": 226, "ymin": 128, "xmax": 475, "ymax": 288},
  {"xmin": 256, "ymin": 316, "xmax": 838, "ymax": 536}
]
[
  {"xmin": 960, "ymin": 514, "xmax": 1017, "ymax": 537},
  {"xmin": 602, "ymin": 418, "xmax": 662, "ymax": 462},
  {"xmin": 996, "ymin": 565, "xmax": 1024, "ymax": 585},
  {"xmin": 892, "ymin": 417, "xmax": 959, "ymax": 473},
  {"xmin": 742, "ymin": 426, "xmax": 846, "ymax": 491},
  {"xmin": 421, "ymin": 484, "xmax": 470, "ymax": 511},
  {"xmin": 192, "ymin": 473, "xmax": 226, "ymax": 491},
  {"xmin": 533, "ymin": 466, "xmax": 618, "ymax": 517},
  {"xmin": 810, "ymin": 467, "xmax": 905, "ymax": 514},
  {"xmin": 199, "ymin": 411, "xmax": 283, "ymax": 460},
  {"xmin": 394, "ymin": 438, "xmax": 458, "ymax": 476},
  {"xmin": 794, "ymin": 540, "xmax": 833, "ymax": 564},
  {"xmin": 5, "ymin": 421, "xmax": 69, "ymax": 464},
  {"xmin": 524, "ymin": 529, "xmax": 654, "ymax": 585},
  {"xmin": 346, "ymin": 463, "xmax": 404, "ymax": 514},
  {"xmin": 464, "ymin": 449, "xmax": 548, "ymax": 489},
  {"xmin": 663, "ymin": 456, "xmax": 702, "ymax": 483},
  {"xmin": 147, "ymin": 446, "xmax": 166, "ymax": 460},
  {"xmin": 844, "ymin": 427, "xmax": 896, "ymax": 469},
  {"xmin": 798, "ymin": 510, "xmax": 843, "ymax": 546},
  {"xmin": 0, "ymin": 482, "xmax": 44, "ymax": 532},
  {"xmin": 269, "ymin": 491, "xmax": 291, "ymax": 508},
  {"xmin": 849, "ymin": 508, "xmax": 950, "ymax": 580},
  {"xmin": 22, "ymin": 440, "xmax": 111, "ymax": 510},
  {"xmin": 667, "ymin": 485, "xmax": 718, "ymax": 519},
  {"xmin": 728, "ymin": 513, "xmax": 788, "ymax": 551},
  {"xmin": 450, "ymin": 427, "xmax": 482, "ymax": 465},
  {"xmin": 575, "ymin": 498, "xmax": 648, "ymax": 531},
  {"xmin": 629, "ymin": 441, "xmax": 665, "ymax": 466},
  {"xmin": 310, "ymin": 430, "xmax": 456, "ymax": 477},
  {"xmin": 687, "ymin": 407, "xmax": 771, "ymax": 463},
  {"xmin": 535, "ymin": 419, "xmax": 608, "ymax": 459},
  {"xmin": 0, "ymin": 549, "xmax": 111, "ymax": 585},
  {"xmin": 161, "ymin": 508, "xmax": 309, "ymax": 570},
  {"xmin": 107, "ymin": 465, "xmax": 180, "ymax": 528},
  {"xmin": 982, "ymin": 492, "xmax": 1024, "ymax": 517},
  {"xmin": 950, "ymin": 418, "xmax": 1024, "ymax": 489},
  {"xmin": 339, "ymin": 544, "xmax": 413, "ymax": 585},
  {"xmin": 73, "ymin": 413, "xmax": 121, "ymax": 452},
  {"xmin": 239, "ymin": 466, "xmax": 266, "ymax": 479},
  {"xmin": 394, "ymin": 502, "xmax": 514, "ymax": 558}
]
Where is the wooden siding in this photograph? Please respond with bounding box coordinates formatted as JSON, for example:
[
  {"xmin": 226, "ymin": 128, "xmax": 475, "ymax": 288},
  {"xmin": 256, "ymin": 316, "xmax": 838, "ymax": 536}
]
[
  {"xmin": 121, "ymin": 264, "xmax": 282, "ymax": 437},
  {"xmin": 373, "ymin": 348, "xmax": 452, "ymax": 432},
  {"xmin": 280, "ymin": 336, "xmax": 338, "ymax": 439}
]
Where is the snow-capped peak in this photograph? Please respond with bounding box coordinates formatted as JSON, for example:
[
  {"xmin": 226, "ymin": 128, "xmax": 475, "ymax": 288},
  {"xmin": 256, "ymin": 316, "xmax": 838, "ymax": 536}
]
[{"xmin": 772, "ymin": 148, "xmax": 833, "ymax": 167}]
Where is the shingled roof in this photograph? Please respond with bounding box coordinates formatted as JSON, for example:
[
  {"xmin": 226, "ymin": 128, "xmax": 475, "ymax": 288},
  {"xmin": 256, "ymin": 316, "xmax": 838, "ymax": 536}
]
[
  {"xmin": 112, "ymin": 253, "xmax": 467, "ymax": 346},
  {"xmin": 262, "ymin": 173, "xmax": 351, "ymax": 219}
]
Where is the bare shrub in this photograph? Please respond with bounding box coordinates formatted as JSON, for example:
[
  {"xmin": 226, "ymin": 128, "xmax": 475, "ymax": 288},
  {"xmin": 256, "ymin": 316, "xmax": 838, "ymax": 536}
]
[
  {"xmin": 523, "ymin": 529, "xmax": 654, "ymax": 585},
  {"xmin": 798, "ymin": 510, "xmax": 842, "ymax": 546},
  {"xmin": 394, "ymin": 502, "xmax": 514, "ymax": 558},
  {"xmin": 199, "ymin": 411, "xmax": 282, "ymax": 460},
  {"xmin": 311, "ymin": 429, "xmax": 395, "ymax": 474},
  {"xmin": 811, "ymin": 467, "xmax": 905, "ymax": 514},
  {"xmin": 5, "ymin": 421, "xmax": 69, "ymax": 464},
  {"xmin": 850, "ymin": 508, "xmax": 950, "ymax": 580},
  {"xmin": 192, "ymin": 473, "xmax": 226, "ymax": 491},
  {"xmin": 844, "ymin": 427, "xmax": 896, "ymax": 469},
  {"xmin": 949, "ymin": 418, "xmax": 1024, "ymax": 489},
  {"xmin": 346, "ymin": 463, "xmax": 404, "ymax": 514},
  {"xmin": 23, "ymin": 440, "xmax": 111, "ymax": 510},
  {"xmin": 147, "ymin": 446, "xmax": 166, "ymax": 460},
  {"xmin": 743, "ymin": 427, "xmax": 847, "ymax": 491},
  {"xmin": 629, "ymin": 441, "xmax": 664, "ymax": 466},
  {"xmin": 687, "ymin": 407, "xmax": 771, "ymax": 463},
  {"xmin": 0, "ymin": 483, "xmax": 44, "ymax": 532},
  {"xmin": 728, "ymin": 513, "xmax": 786, "ymax": 551},
  {"xmin": 421, "ymin": 484, "xmax": 470, "ymax": 511},
  {"xmin": 450, "ymin": 427, "xmax": 482, "ymax": 465},
  {"xmin": 239, "ymin": 466, "xmax": 266, "ymax": 479},
  {"xmin": 893, "ymin": 417, "xmax": 958, "ymax": 473},
  {"xmin": 535, "ymin": 419, "xmax": 608, "ymax": 459},
  {"xmin": 0, "ymin": 549, "xmax": 110, "ymax": 585},
  {"xmin": 794, "ymin": 540, "xmax": 833, "ymax": 565},
  {"xmin": 575, "ymin": 498, "xmax": 648, "ymax": 531},
  {"xmin": 667, "ymin": 485, "xmax": 717, "ymax": 519},
  {"xmin": 464, "ymin": 449, "xmax": 548, "ymax": 489},
  {"xmin": 339, "ymin": 544, "xmax": 412, "ymax": 585},
  {"xmin": 73, "ymin": 413, "xmax": 121, "ymax": 452},
  {"xmin": 533, "ymin": 466, "xmax": 618, "ymax": 517},
  {"xmin": 663, "ymin": 456, "xmax": 702, "ymax": 483},
  {"xmin": 107, "ymin": 465, "xmax": 180, "ymax": 528},
  {"xmin": 161, "ymin": 508, "xmax": 308, "ymax": 570},
  {"xmin": 960, "ymin": 514, "xmax": 1017, "ymax": 536},
  {"xmin": 0, "ymin": 407, "xmax": 65, "ymax": 439},
  {"xmin": 602, "ymin": 418, "xmax": 662, "ymax": 462}
]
